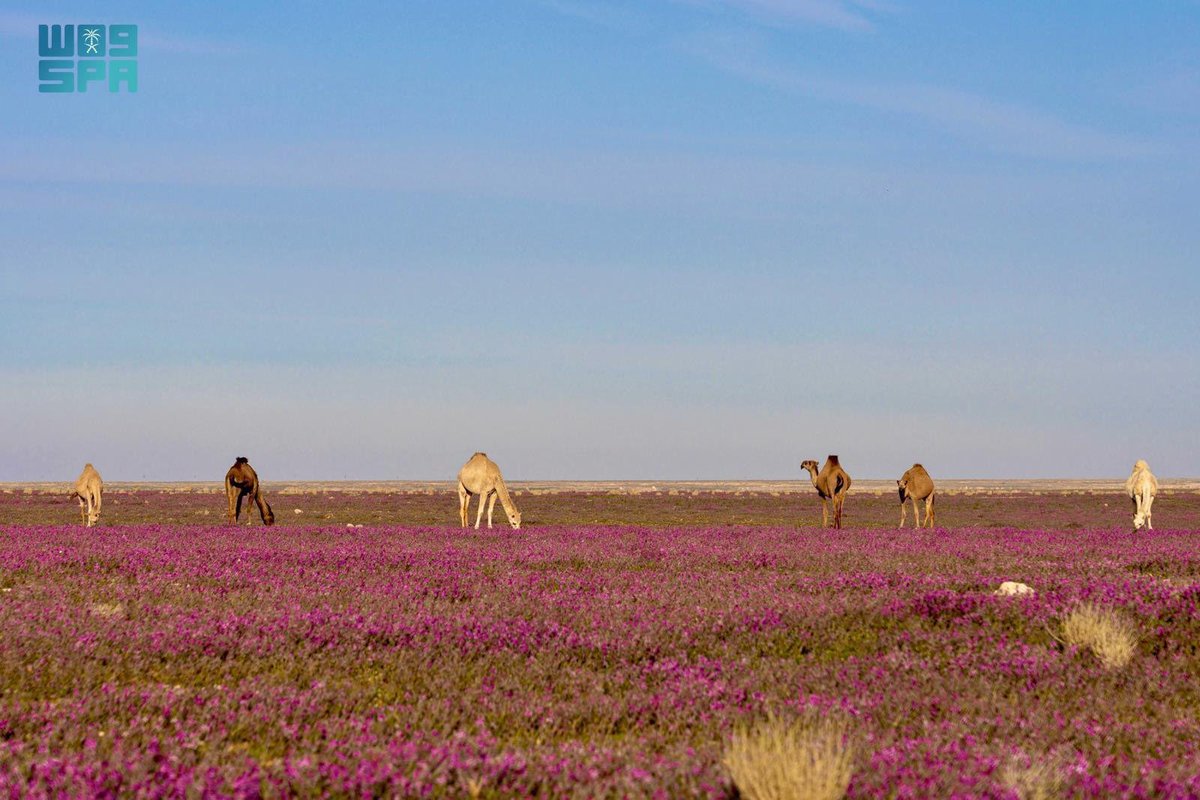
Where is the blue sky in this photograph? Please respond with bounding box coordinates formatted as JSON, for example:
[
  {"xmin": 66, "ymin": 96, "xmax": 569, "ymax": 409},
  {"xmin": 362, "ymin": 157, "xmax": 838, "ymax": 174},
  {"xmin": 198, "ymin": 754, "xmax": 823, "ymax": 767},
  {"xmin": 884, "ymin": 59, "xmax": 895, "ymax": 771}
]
[{"xmin": 1, "ymin": 1, "xmax": 1198, "ymax": 480}]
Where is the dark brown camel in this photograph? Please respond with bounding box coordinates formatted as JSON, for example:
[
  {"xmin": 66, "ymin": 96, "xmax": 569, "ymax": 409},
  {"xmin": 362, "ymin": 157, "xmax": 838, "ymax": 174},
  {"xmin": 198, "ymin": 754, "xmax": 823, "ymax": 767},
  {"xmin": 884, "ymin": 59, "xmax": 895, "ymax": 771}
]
[{"xmin": 225, "ymin": 457, "xmax": 274, "ymax": 525}]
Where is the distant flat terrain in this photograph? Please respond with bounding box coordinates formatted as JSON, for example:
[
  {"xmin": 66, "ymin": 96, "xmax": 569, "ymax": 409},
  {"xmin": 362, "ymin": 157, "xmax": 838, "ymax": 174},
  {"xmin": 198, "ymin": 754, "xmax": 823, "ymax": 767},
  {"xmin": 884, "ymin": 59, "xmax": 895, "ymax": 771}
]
[
  {"xmin": 4, "ymin": 479, "xmax": 1200, "ymax": 529},
  {"xmin": 7, "ymin": 478, "xmax": 1200, "ymax": 495}
]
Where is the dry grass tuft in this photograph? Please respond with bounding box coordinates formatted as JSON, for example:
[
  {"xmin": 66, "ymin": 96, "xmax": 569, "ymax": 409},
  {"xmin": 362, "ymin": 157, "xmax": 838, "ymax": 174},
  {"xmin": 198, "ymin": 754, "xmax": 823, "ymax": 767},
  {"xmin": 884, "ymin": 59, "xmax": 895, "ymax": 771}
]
[
  {"xmin": 723, "ymin": 712, "xmax": 854, "ymax": 800},
  {"xmin": 88, "ymin": 602, "xmax": 125, "ymax": 619},
  {"xmin": 1060, "ymin": 603, "xmax": 1137, "ymax": 669},
  {"xmin": 1002, "ymin": 750, "xmax": 1069, "ymax": 800}
]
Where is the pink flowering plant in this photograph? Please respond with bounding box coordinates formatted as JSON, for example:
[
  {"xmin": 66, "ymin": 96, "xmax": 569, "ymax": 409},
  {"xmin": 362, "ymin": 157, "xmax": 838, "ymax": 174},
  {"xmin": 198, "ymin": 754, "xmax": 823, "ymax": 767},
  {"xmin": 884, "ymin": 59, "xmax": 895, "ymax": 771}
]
[{"xmin": 2, "ymin": 497, "xmax": 1199, "ymax": 797}]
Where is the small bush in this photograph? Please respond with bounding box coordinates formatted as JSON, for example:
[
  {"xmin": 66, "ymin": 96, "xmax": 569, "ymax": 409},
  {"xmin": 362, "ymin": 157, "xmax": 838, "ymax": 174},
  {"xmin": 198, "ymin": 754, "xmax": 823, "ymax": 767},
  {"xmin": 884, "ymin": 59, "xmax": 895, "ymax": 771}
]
[
  {"xmin": 1060, "ymin": 603, "xmax": 1137, "ymax": 669},
  {"xmin": 723, "ymin": 712, "xmax": 854, "ymax": 800}
]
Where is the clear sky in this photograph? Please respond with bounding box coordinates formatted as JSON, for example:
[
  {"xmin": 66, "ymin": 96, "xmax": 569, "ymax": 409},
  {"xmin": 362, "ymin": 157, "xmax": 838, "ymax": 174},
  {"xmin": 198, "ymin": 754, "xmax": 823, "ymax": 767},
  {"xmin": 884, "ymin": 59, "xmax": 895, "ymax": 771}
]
[{"xmin": 1, "ymin": 2, "xmax": 1198, "ymax": 481}]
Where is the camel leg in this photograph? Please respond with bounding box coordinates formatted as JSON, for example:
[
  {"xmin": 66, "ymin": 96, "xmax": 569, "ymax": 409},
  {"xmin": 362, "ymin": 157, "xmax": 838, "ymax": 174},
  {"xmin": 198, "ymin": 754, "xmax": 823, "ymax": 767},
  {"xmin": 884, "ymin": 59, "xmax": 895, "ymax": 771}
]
[
  {"xmin": 254, "ymin": 491, "xmax": 273, "ymax": 525},
  {"xmin": 899, "ymin": 498, "xmax": 907, "ymax": 528},
  {"xmin": 820, "ymin": 498, "xmax": 829, "ymax": 528},
  {"xmin": 912, "ymin": 497, "xmax": 922, "ymax": 528},
  {"xmin": 458, "ymin": 483, "xmax": 470, "ymax": 528},
  {"xmin": 1145, "ymin": 495, "xmax": 1154, "ymax": 530},
  {"xmin": 487, "ymin": 493, "xmax": 497, "ymax": 529},
  {"xmin": 227, "ymin": 483, "xmax": 238, "ymax": 524},
  {"xmin": 235, "ymin": 493, "xmax": 246, "ymax": 524},
  {"xmin": 474, "ymin": 491, "xmax": 488, "ymax": 529},
  {"xmin": 86, "ymin": 494, "xmax": 95, "ymax": 527},
  {"xmin": 925, "ymin": 495, "xmax": 935, "ymax": 528},
  {"xmin": 92, "ymin": 490, "xmax": 101, "ymax": 525},
  {"xmin": 834, "ymin": 494, "xmax": 844, "ymax": 529}
]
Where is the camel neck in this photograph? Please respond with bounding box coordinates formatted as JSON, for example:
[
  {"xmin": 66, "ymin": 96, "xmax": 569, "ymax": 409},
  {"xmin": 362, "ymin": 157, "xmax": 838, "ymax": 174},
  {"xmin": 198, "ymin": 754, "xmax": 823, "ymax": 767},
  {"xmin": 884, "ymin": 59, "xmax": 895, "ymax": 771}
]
[{"xmin": 494, "ymin": 480, "xmax": 517, "ymax": 513}]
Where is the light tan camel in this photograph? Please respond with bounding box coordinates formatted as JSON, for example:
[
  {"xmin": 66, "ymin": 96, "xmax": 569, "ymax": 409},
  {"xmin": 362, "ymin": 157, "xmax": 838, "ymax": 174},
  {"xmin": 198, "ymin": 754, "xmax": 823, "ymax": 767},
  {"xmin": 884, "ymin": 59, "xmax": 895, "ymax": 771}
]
[
  {"xmin": 225, "ymin": 457, "xmax": 275, "ymax": 526},
  {"xmin": 457, "ymin": 452, "xmax": 521, "ymax": 530},
  {"xmin": 897, "ymin": 463, "xmax": 936, "ymax": 528},
  {"xmin": 69, "ymin": 463, "xmax": 103, "ymax": 527},
  {"xmin": 1125, "ymin": 459, "xmax": 1158, "ymax": 532},
  {"xmin": 801, "ymin": 455, "xmax": 851, "ymax": 529}
]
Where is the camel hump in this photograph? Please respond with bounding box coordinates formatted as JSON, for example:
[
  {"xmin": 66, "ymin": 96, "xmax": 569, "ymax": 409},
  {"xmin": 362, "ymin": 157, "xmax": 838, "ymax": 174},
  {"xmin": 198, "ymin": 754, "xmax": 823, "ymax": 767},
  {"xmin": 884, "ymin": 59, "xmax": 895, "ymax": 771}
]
[
  {"xmin": 912, "ymin": 462, "xmax": 924, "ymax": 469},
  {"xmin": 473, "ymin": 451, "xmax": 487, "ymax": 458},
  {"xmin": 827, "ymin": 455, "xmax": 840, "ymax": 465},
  {"xmin": 236, "ymin": 456, "xmax": 249, "ymax": 464}
]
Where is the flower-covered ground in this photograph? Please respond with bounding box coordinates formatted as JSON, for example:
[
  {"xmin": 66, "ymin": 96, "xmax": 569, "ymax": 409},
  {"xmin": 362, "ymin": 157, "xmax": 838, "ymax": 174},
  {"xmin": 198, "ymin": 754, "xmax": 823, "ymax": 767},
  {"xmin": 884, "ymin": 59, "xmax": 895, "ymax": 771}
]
[{"xmin": 2, "ymin": 490, "xmax": 1199, "ymax": 797}]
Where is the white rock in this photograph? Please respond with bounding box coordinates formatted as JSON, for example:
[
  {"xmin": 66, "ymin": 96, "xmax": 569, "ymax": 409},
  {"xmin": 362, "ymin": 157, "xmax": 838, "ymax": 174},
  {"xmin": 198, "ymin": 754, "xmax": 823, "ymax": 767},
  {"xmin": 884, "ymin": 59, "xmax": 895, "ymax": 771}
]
[{"xmin": 994, "ymin": 581, "xmax": 1035, "ymax": 596}]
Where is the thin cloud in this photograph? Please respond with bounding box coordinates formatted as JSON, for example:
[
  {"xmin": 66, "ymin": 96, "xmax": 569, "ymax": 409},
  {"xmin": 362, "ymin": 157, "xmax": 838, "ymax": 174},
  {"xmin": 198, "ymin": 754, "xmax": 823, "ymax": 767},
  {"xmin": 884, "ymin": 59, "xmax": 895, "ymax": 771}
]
[
  {"xmin": 684, "ymin": 31, "xmax": 1163, "ymax": 161},
  {"xmin": 536, "ymin": 0, "xmax": 892, "ymax": 32},
  {"xmin": 706, "ymin": 0, "xmax": 888, "ymax": 32},
  {"xmin": 536, "ymin": 0, "xmax": 652, "ymax": 33}
]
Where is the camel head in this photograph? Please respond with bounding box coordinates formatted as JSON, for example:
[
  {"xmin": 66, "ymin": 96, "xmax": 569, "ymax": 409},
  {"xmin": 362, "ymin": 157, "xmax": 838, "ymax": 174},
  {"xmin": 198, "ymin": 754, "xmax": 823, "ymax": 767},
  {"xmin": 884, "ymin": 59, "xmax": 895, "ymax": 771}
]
[
  {"xmin": 509, "ymin": 509, "xmax": 522, "ymax": 530},
  {"xmin": 1132, "ymin": 459, "xmax": 1149, "ymax": 472},
  {"xmin": 800, "ymin": 459, "xmax": 819, "ymax": 475},
  {"xmin": 897, "ymin": 479, "xmax": 907, "ymax": 502}
]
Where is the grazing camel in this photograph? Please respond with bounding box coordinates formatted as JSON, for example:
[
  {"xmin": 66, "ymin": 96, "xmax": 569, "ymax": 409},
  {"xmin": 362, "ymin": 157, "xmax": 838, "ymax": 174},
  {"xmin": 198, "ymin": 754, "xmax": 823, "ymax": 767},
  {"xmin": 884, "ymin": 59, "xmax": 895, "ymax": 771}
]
[
  {"xmin": 1125, "ymin": 459, "xmax": 1158, "ymax": 532},
  {"xmin": 70, "ymin": 463, "xmax": 103, "ymax": 527},
  {"xmin": 897, "ymin": 463, "xmax": 936, "ymax": 528},
  {"xmin": 801, "ymin": 455, "xmax": 852, "ymax": 529},
  {"xmin": 225, "ymin": 457, "xmax": 275, "ymax": 526},
  {"xmin": 457, "ymin": 452, "xmax": 521, "ymax": 530}
]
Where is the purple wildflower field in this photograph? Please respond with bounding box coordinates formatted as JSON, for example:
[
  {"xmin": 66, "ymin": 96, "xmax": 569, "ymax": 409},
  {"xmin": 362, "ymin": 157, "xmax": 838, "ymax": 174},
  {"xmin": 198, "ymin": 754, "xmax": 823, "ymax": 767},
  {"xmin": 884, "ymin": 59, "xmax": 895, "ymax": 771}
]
[{"xmin": 2, "ymin": 491, "xmax": 1200, "ymax": 797}]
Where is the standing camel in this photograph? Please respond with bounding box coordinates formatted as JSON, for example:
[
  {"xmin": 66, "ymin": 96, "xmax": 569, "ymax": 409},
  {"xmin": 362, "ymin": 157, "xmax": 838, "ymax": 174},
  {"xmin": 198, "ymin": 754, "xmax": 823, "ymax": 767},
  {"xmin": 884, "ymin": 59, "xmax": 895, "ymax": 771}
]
[
  {"xmin": 457, "ymin": 452, "xmax": 522, "ymax": 530},
  {"xmin": 225, "ymin": 457, "xmax": 275, "ymax": 526},
  {"xmin": 1126, "ymin": 459, "xmax": 1158, "ymax": 532},
  {"xmin": 897, "ymin": 463, "xmax": 936, "ymax": 528},
  {"xmin": 70, "ymin": 463, "xmax": 103, "ymax": 527},
  {"xmin": 801, "ymin": 455, "xmax": 852, "ymax": 529}
]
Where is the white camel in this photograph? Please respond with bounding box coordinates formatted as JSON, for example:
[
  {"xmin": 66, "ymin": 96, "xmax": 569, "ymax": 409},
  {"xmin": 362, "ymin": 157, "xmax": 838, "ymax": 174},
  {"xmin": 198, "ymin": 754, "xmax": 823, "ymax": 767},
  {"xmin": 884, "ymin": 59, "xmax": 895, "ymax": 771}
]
[
  {"xmin": 70, "ymin": 463, "xmax": 103, "ymax": 527},
  {"xmin": 1125, "ymin": 459, "xmax": 1158, "ymax": 532},
  {"xmin": 457, "ymin": 452, "xmax": 522, "ymax": 530}
]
